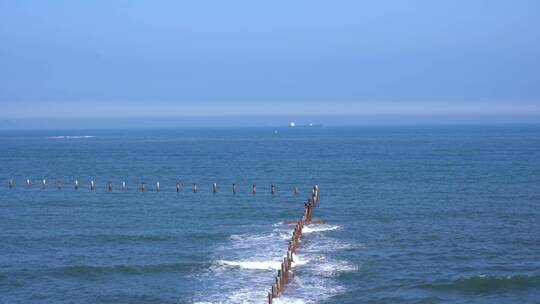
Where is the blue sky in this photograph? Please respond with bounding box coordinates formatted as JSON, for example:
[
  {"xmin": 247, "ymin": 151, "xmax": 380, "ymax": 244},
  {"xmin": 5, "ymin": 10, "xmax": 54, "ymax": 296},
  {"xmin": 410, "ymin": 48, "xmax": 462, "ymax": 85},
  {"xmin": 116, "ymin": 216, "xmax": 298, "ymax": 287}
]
[{"xmin": 0, "ymin": 0, "xmax": 539, "ymax": 126}]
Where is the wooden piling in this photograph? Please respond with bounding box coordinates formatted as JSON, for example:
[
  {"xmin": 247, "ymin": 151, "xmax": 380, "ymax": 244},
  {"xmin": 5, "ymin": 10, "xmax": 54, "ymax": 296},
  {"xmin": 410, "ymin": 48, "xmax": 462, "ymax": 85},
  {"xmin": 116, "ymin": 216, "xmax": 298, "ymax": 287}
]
[{"xmin": 266, "ymin": 187, "xmax": 320, "ymax": 302}]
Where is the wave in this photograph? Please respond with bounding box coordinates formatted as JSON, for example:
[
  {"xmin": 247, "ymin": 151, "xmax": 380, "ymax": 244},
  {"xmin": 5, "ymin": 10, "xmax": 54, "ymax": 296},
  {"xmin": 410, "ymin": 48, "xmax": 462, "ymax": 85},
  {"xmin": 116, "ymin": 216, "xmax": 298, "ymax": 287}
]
[
  {"xmin": 312, "ymin": 259, "xmax": 358, "ymax": 276},
  {"xmin": 217, "ymin": 255, "xmax": 308, "ymax": 271},
  {"xmin": 425, "ymin": 274, "xmax": 540, "ymax": 293},
  {"xmin": 216, "ymin": 260, "xmax": 281, "ymax": 271},
  {"xmin": 272, "ymin": 230, "xmax": 293, "ymax": 239},
  {"xmin": 302, "ymin": 224, "xmax": 340, "ymax": 233},
  {"xmin": 272, "ymin": 298, "xmax": 306, "ymax": 304},
  {"xmin": 48, "ymin": 262, "xmax": 200, "ymax": 278}
]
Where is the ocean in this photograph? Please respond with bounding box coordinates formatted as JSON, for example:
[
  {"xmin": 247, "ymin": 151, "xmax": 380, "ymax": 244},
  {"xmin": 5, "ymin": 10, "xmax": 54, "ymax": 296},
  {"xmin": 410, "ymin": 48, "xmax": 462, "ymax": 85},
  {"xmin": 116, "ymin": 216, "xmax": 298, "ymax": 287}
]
[{"xmin": 1, "ymin": 126, "xmax": 539, "ymax": 303}]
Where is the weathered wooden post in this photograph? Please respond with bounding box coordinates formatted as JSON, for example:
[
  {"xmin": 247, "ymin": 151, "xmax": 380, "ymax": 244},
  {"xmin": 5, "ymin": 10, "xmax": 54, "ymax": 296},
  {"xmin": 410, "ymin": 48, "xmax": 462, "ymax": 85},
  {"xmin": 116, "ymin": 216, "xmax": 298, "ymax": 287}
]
[{"xmin": 264, "ymin": 189, "xmax": 321, "ymax": 300}]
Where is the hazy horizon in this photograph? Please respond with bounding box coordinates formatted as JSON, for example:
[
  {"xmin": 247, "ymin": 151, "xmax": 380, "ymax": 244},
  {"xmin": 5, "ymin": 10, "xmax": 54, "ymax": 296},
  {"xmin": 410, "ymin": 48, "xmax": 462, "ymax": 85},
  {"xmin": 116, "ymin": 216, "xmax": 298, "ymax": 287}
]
[{"xmin": 1, "ymin": 1, "xmax": 539, "ymax": 127}]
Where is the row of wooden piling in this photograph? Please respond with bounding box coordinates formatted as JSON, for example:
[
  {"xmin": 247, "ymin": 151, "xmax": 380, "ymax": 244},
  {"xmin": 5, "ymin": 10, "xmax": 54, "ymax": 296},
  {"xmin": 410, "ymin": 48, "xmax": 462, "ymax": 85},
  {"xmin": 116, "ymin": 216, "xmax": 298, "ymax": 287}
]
[
  {"xmin": 268, "ymin": 185, "xmax": 319, "ymax": 303},
  {"xmin": 0, "ymin": 178, "xmax": 307, "ymax": 194}
]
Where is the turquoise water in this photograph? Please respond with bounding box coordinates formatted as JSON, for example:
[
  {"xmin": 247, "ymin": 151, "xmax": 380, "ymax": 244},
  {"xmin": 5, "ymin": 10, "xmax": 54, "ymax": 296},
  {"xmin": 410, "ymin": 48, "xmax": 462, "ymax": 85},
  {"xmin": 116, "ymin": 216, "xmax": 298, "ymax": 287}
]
[{"xmin": 1, "ymin": 126, "xmax": 540, "ymax": 303}]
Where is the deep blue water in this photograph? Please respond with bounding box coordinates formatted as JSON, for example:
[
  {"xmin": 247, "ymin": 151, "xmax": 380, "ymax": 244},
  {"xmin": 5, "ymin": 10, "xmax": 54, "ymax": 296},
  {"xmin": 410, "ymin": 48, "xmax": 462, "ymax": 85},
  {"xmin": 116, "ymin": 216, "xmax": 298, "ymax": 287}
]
[{"xmin": 1, "ymin": 126, "xmax": 540, "ymax": 304}]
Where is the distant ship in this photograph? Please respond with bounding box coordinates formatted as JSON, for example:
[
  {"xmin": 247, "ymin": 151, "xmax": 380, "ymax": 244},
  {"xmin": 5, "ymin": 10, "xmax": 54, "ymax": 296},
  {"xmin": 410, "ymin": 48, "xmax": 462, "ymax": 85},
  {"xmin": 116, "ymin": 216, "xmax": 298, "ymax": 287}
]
[{"xmin": 288, "ymin": 121, "xmax": 296, "ymax": 127}]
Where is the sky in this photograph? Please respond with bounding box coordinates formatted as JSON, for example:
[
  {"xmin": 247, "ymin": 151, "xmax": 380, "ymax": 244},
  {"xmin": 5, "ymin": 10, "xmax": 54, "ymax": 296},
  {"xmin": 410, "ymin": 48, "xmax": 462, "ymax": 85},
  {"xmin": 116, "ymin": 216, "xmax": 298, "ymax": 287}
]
[{"xmin": 0, "ymin": 0, "xmax": 539, "ymax": 127}]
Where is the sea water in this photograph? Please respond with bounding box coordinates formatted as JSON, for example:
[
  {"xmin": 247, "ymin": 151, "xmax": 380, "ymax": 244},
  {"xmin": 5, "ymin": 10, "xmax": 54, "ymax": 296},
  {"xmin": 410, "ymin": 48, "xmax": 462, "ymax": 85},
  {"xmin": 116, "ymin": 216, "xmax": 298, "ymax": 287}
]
[{"xmin": 1, "ymin": 126, "xmax": 539, "ymax": 303}]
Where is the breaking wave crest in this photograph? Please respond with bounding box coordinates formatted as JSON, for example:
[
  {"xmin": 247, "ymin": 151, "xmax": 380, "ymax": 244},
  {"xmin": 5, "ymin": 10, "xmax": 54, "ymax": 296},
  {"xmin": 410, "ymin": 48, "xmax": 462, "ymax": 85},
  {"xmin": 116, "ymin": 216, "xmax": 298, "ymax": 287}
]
[
  {"xmin": 217, "ymin": 254, "xmax": 308, "ymax": 271},
  {"xmin": 302, "ymin": 224, "xmax": 340, "ymax": 233},
  {"xmin": 217, "ymin": 260, "xmax": 281, "ymax": 271}
]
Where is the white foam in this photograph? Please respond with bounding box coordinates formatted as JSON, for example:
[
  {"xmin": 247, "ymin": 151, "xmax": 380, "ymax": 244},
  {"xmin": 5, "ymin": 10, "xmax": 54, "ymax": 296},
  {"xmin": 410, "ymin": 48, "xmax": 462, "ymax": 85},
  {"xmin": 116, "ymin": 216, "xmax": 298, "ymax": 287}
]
[
  {"xmin": 291, "ymin": 254, "xmax": 309, "ymax": 267},
  {"xmin": 198, "ymin": 220, "xmax": 350, "ymax": 303},
  {"xmin": 272, "ymin": 230, "xmax": 293, "ymax": 239},
  {"xmin": 313, "ymin": 259, "xmax": 358, "ymax": 276},
  {"xmin": 302, "ymin": 224, "xmax": 340, "ymax": 233},
  {"xmin": 272, "ymin": 298, "xmax": 306, "ymax": 304},
  {"xmin": 217, "ymin": 260, "xmax": 281, "ymax": 270},
  {"xmin": 226, "ymin": 288, "xmax": 267, "ymax": 304}
]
